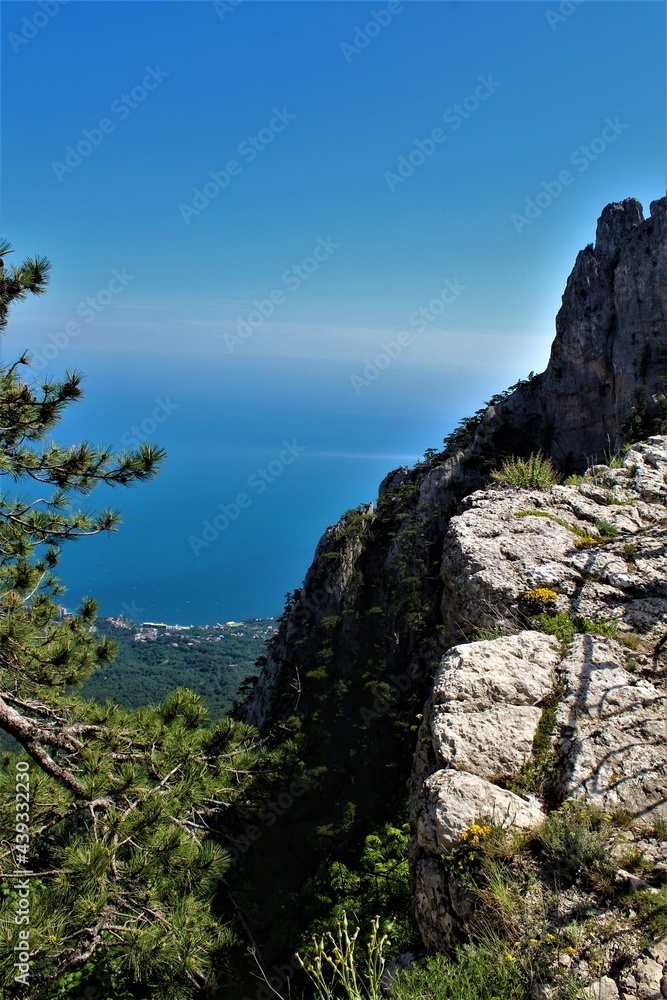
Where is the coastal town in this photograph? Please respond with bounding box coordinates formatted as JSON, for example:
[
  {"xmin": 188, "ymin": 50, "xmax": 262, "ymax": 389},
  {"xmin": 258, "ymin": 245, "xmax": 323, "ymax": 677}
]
[
  {"xmin": 100, "ymin": 616, "xmax": 278, "ymax": 648},
  {"xmin": 80, "ymin": 616, "xmax": 278, "ymax": 718}
]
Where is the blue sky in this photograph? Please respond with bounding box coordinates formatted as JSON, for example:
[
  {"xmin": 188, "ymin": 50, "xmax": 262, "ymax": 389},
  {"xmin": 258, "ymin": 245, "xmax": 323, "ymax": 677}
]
[{"xmin": 1, "ymin": 1, "xmax": 665, "ymax": 623}]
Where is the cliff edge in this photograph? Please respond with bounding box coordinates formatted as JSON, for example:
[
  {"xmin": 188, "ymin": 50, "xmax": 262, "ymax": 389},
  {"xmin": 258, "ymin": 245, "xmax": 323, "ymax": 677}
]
[{"xmin": 237, "ymin": 195, "xmax": 667, "ymax": 994}]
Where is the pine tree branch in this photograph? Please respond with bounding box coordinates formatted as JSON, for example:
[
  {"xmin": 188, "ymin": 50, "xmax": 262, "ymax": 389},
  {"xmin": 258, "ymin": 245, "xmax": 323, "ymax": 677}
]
[
  {"xmin": 1, "ymin": 690, "xmax": 65, "ymax": 719},
  {"xmin": 0, "ymin": 694, "xmax": 86, "ymax": 797}
]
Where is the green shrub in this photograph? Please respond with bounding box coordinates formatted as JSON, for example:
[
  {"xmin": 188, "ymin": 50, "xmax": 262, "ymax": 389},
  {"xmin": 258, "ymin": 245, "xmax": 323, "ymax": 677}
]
[
  {"xmin": 304, "ymin": 822, "xmax": 413, "ymax": 957},
  {"xmin": 389, "ymin": 946, "xmax": 526, "ymax": 1000},
  {"xmin": 510, "ymin": 688, "xmax": 561, "ymax": 799},
  {"xmin": 535, "ymin": 802, "xmax": 617, "ymax": 892},
  {"xmin": 595, "ymin": 520, "xmax": 618, "ymax": 539},
  {"xmin": 617, "ymin": 845, "xmax": 650, "ymax": 874},
  {"xmin": 532, "ymin": 612, "xmax": 619, "ymax": 645},
  {"xmin": 652, "ymin": 817, "xmax": 667, "ymax": 841},
  {"xmin": 633, "ymin": 884, "xmax": 667, "ymax": 946},
  {"xmin": 491, "ymin": 454, "xmax": 559, "ymax": 490}
]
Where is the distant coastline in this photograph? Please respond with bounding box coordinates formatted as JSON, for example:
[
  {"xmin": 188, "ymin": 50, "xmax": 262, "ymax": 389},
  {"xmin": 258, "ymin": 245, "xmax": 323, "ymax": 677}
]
[{"xmin": 79, "ymin": 616, "xmax": 278, "ymax": 718}]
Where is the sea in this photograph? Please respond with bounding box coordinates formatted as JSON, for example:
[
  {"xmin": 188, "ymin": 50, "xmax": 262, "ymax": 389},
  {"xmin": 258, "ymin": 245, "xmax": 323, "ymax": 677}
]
[{"xmin": 39, "ymin": 351, "xmax": 506, "ymax": 626}]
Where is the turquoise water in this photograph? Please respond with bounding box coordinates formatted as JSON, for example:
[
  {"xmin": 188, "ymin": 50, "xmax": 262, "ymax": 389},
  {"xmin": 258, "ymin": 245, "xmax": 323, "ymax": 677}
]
[{"xmin": 46, "ymin": 352, "xmax": 500, "ymax": 625}]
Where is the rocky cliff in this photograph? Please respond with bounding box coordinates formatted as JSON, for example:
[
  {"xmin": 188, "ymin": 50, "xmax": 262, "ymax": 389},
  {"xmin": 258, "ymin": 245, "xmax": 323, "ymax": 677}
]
[
  {"xmin": 238, "ymin": 195, "xmax": 667, "ymax": 994},
  {"xmin": 243, "ymin": 194, "xmax": 666, "ymax": 742},
  {"xmin": 476, "ymin": 196, "xmax": 667, "ymax": 468},
  {"xmin": 411, "ymin": 436, "xmax": 667, "ymax": 996}
]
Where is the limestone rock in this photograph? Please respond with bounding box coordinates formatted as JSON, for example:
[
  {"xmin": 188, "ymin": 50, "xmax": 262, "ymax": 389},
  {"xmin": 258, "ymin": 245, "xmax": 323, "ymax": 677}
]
[
  {"xmin": 471, "ymin": 197, "xmax": 667, "ymax": 467},
  {"xmin": 440, "ymin": 438, "xmax": 667, "ymax": 642},
  {"xmin": 633, "ymin": 956, "xmax": 664, "ymax": 999},
  {"xmin": 557, "ymin": 634, "xmax": 667, "ymax": 818},
  {"xmin": 426, "ymin": 632, "xmax": 560, "ymax": 777},
  {"xmin": 413, "ymin": 858, "xmax": 457, "ymax": 952},
  {"xmin": 431, "ymin": 703, "xmax": 542, "ymax": 777},
  {"xmin": 416, "ymin": 770, "xmax": 544, "ymax": 854},
  {"xmin": 431, "ymin": 632, "xmax": 560, "ymax": 712},
  {"xmin": 413, "ymin": 436, "xmax": 667, "ymax": 951},
  {"xmin": 585, "ymin": 977, "xmax": 619, "ymax": 1000}
]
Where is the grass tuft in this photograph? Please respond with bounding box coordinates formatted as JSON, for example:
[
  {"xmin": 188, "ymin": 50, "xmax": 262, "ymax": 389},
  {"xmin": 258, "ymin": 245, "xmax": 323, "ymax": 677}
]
[{"xmin": 491, "ymin": 454, "xmax": 559, "ymax": 490}]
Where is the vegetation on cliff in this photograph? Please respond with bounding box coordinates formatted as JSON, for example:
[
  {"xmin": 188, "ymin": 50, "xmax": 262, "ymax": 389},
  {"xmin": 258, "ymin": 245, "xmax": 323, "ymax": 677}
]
[
  {"xmin": 0, "ymin": 244, "xmax": 289, "ymax": 999},
  {"xmin": 1, "ymin": 198, "xmax": 666, "ymax": 999}
]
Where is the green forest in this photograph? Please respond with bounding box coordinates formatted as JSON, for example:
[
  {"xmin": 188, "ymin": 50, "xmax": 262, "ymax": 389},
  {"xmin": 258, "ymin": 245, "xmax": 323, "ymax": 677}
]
[{"xmin": 80, "ymin": 619, "xmax": 275, "ymax": 719}]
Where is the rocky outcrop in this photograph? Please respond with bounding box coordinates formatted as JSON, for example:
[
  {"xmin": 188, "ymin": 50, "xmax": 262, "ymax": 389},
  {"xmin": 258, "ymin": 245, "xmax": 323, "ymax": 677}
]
[
  {"xmin": 243, "ymin": 196, "xmax": 667, "ymax": 734},
  {"xmin": 557, "ymin": 633, "xmax": 667, "ymax": 815},
  {"xmin": 439, "ymin": 436, "xmax": 667, "ymax": 643},
  {"xmin": 238, "ymin": 195, "xmax": 667, "ymax": 992},
  {"xmin": 468, "ymin": 196, "xmax": 667, "ymax": 468},
  {"xmin": 410, "ymin": 437, "xmax": 667, "ymax": 970}
]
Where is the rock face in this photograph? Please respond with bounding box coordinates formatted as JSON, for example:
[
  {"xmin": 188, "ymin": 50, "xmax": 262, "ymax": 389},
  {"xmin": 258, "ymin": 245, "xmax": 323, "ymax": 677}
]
[
  {"xmin": 242, "ymin": 196, "xmax": 667, "ymax": 732},
  {"xmin": 410, "ymin": 436, "xmax": 667, "ymax": 953},
  {"xmin": 557, "ymin": 634, "xmax": 667, "ymax": 814},
  {"xmin": 238, "ymin": 195, "xmax": 667, "ymax": 990},
  {"xmin": 471, "ymin": 196, "xmax": 667, "ymax": 468}
]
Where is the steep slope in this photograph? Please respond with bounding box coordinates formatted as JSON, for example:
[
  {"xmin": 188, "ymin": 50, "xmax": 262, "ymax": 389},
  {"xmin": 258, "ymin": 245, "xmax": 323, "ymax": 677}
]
[
  {"xmin": 242, "ymin": 195, "xmax": 666, "ymax": 733},
  {"xmin": 411, "ymin": 437, "xmax": 667, "ymax": 993},
  {"xmin": 475, "ymin": 196, "xmax": 667, "ymax": 467},
  {"xmin": 236, "ymin": 195, "xmax": 667, "ymax": 979}
]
